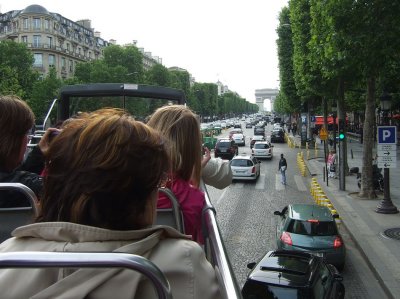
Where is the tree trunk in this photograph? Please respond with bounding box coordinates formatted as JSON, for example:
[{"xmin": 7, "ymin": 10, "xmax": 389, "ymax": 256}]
[{"xmin": 359, "ymin": 77, "xmax": 377, "ymax": 198}]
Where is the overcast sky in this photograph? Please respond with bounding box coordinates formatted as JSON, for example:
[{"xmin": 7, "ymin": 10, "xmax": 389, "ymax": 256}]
[{"xmin": 2, "ymin": 1, "xmax": 288, "ymax": 105}]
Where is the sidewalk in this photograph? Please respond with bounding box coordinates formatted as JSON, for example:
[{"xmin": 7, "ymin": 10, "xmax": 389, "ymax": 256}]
[{"xmin": 295, "ymin": 135, "xmax": 400, "ymax": 299}]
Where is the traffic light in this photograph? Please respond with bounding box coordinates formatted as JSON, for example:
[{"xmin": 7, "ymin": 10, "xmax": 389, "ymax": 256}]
[{"xmin": 338, "ymin": 120, "xmax": 345, "ymax": 141}]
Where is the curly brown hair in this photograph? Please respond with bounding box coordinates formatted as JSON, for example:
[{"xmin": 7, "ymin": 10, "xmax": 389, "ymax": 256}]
[{"xmin": 37, "ymin": 108, "xmax": 169, "ymax": 230}]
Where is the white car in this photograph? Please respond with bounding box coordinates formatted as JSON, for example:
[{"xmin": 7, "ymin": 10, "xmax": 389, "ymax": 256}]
[
  {"xmin": 250, "ymin": 135, "xmax": 265, "ymax": 148},
  {"xmin": 232, "ymin": 133, "xmax": 245, "ymax": 146},
  {"xmin": 230, "ymin": 154, "xmax": 261, "ymax": 181},
  {"xmin": 252, "ymin": 141, "xmax": 273, "ymax": 159}
]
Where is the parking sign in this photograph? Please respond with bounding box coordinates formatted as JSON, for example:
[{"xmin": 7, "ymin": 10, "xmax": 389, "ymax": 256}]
[{"xmin": 377, "ymin": 126, "xmax": 397, "ymax": 144}]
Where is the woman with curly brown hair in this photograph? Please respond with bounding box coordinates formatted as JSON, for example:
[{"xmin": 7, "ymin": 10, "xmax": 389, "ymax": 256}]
[{"xmin": 0, "ymin": 108, "xmax": 221, "ymax": 299}]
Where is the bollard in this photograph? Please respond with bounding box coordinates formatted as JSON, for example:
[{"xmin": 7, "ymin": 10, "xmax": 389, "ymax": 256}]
[
  {"xmin": 319, "ymin": 198, "xmax": 331, "ymax": 207},
  {"xmin": 351, "ymin": 149, "xmax": 353, "ymax": 159}
]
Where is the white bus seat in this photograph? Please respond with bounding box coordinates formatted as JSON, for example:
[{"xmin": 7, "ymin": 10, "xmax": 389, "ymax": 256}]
[
  {"xmin": 0, "ymin": 183, "xmax": 39, "ymax": 242},
  {"xmin": 0, "ymin": 251, "xmax": 172, "ymax": 299},
  {"xmin": 156, "ymin": 188, "xmax": 185, "ymax": 234}
]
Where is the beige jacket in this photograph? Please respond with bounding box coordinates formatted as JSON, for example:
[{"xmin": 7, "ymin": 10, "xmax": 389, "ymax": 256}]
[
  {"xmin": 202, "ymin": 158, "xmax": 232, "ymax": 189},
  {"xmin": 0, "ymin": 222, "xmax": 222, "ymax": 299}
]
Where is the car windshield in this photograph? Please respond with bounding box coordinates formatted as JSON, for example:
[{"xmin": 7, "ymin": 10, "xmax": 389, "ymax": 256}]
[
  {"xmin": 231, "ymin": 159, "xmax": 252, "ymax": 167},
  {"xmin": 287, "ymin": 220, "xmax": 338, "ymax": 236},
  {"xmin": 254, "ymin": 143, "xmax": 270, "ymax": 149},
  {"xmin": 242, "ymin": 280, "xmax": 307, "ymax": 299}
]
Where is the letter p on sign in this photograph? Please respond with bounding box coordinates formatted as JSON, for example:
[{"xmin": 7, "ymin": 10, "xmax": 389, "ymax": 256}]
[{"xmin": 378, "ymin": 126, "xmax": 397, "ymax": 144}]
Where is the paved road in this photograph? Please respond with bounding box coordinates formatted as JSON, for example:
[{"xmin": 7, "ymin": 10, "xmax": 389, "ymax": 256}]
[{"xmin": 206, "ymin": 122, "xmax": 388, "ymax": 298}]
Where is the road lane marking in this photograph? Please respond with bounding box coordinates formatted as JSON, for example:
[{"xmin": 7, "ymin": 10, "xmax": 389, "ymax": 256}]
[
  {"xmin": 294, "ymin": 175, "xmax": 307, "ymax": 191},
  {"xmin": 276, "ymin": 174, "xmax": 285, "ymax": 190},
  {"xmin": 233, "ymin": 182, "xmax": 245, "ymax": 188},
  {"xmin": 255, "ymin": 174, "xmax": 265, "ymax": 189}
]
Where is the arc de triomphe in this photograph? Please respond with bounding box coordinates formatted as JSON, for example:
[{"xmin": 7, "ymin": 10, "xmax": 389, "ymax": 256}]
[{"xmin": 255, "ymin": 88, "xmax": 279, "ymax": 112}]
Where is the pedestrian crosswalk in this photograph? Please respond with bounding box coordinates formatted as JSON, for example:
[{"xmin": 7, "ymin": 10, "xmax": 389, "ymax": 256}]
[{"xmin": 231, "ymin": 174, "xmax": 308, "ymax": 192}]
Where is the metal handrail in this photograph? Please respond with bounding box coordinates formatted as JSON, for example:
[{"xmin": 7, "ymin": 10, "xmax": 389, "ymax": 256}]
[
  {"xmin": 0, "ymin": 251, "xmax": 172, "ymax": 299},
  {"xmin": 42, "ymin": 98, "xmax": 58, "ymax": 130},
  {"xmin": 200, "ymin": 181, "xmax": 242, "ymax": 299},
  {"xmin": 0, "ymin": 183, "xmax": 39, "ymax": 215}
]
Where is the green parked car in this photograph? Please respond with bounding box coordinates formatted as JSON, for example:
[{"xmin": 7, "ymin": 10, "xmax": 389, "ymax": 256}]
[{"xmin": 274, "ymin": 204, "xmax": 346, "ymax": 271}]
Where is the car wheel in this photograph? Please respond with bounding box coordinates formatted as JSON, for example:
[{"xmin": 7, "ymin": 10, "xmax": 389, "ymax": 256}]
[{"xmin": 336, "ymin": 263, "xmax": 345, "ymax": 272}]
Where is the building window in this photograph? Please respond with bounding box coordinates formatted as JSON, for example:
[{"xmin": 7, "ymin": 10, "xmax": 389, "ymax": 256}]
[
  {"xmin": 47, "ymin": 36, "xmax": 52, "ymax": 48},
  {"xmin": 23, "ymin": 18, "xmax": 29, "ymax": 29},
  {"xmin": 69, "ymin": 60, "xmax": 73, "ymax": 72},
  {"xmin": 49, "ymin": 54, "xmax": 55, "ymax": 67},
  {"xmin": 61, "ymin": 57, "xmax": 66, "ymax": 69},
  {"xmin": 21, "ymin": 36, "xmax": 28, "ymax": 44},
  {"xmin": 33, "ymin": 53, "xmax": 43, "ymax": 67},
  {"xmin": 33, "ymin": 18, "xmax": 41, "ymax": 30},
  {"xmin": 44, "ymin": 19, "xmax": 50, "ymax": 30},
  {"xmin": 33, "ymin": 35, "xmax": 41, "ymax": 47}
]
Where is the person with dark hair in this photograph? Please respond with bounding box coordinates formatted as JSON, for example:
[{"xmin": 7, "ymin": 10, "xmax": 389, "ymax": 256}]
[
  {"xmin": 0, "ymin": 95, "xmax": 57, "ymax": 207},
  {"xmin": 0, "ymin": 108, "xmax": 221, "ymax": 299},
  {"xmin": 278, "ymin": 153, "xmax": 288, "ymax": 185}
]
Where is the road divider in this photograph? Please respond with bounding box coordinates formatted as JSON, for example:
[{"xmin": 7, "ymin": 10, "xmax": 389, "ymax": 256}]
[
  {"xmin": 309, "ymin": 178, "xmax": 341, "ymax": 225},
  {"xmin": 297, "ymin": 152, "xmax": 307, "ymax": 177}
]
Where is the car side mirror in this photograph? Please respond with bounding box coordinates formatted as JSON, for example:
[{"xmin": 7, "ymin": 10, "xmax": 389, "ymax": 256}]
[
  {"xmin": 247, "ymin": 262, "xmax": 256, "ymax": 270},
  {"xmin": 332, "ymin": 214, "xmax": 339, "ymax": 219},
  {"xmin": 273, "ymin": 211, "xmax": 281, "ymax": 216}
]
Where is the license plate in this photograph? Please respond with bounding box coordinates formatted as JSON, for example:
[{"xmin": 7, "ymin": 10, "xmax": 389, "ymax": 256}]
[
  {"xmin": 221, "ymin": 149, "xmax": 227, "ymax": 153},
  {"xmin": 314, "ymin": 252, "xmax": 324, "ymax": 257}
]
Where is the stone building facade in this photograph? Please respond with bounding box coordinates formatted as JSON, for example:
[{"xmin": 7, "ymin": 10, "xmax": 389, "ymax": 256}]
[{"xmin": 0, "ymin": 4, "xmax": 109, "ymax": 79}]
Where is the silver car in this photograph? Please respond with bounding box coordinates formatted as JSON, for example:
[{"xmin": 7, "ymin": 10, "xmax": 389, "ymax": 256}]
[
  {"xmin": 230, "ymin": 154, "xmax": 260, "ymax": 181},
  {"xmin": 232, "ymin": 133, "xmax": 245, "ymax": 146},
  {"xmin": 252, "ymin": 141, "xmax": 273, "ymax": 159}
]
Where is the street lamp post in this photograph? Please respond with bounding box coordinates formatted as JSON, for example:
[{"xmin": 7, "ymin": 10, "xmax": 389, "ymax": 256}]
[{"xmin": 376, "ymin": 92, "xmax": 399, "ymax": 214}]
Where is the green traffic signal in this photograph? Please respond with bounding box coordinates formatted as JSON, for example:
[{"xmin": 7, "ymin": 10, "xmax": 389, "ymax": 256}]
[{"xmin": 339, "ymin": 132, "xmax": 345, "ymax": 140}]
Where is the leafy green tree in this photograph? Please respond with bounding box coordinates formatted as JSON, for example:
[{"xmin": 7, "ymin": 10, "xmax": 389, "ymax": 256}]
[
  {"xmin": 145, "ymin": 64, "xmax": 170, "ymax": 87},
  {"xmin": 103, "ymin": 45, "xmax": 144, "ymax": 83},
  {"xmin": 0, "ymin": 40, "xmax": 38, "ymax": 97},
  {"xmin": 28, "ymin": 67, "xmax": 62, "ymax": 125},
  {"xmin": 276, "ymin": 7, "xmax": 300, "ymax": 116},
  {"xmin": 169, "ymin": 69, "xmax": 191, "ymax": 97}
]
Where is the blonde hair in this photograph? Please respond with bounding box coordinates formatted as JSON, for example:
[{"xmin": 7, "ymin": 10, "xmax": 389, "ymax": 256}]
[{"xmin": 147, "ymin": 105, "xmax": 202, "ymax": 187}]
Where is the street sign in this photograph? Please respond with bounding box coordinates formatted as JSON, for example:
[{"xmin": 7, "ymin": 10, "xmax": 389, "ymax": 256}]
[
  {"xmin": 377, "ymin": 150, "xmax": 396, "ymax": 157},
  {"xmin": 377, "ymin": 126, "xmax": 397, "ymax": 144},
  {"xmin": 378, "ymin": 161, "xmax": 397, "ymax": 168},
  {"xmin": 377, "ymin": 156, "xmax": 397, "ymax": 169},
  {"xmin": 319, "ymin": 127, "xmax": 328, "ymax": 141},
  {"xmin": 310, "ymin": 115, "xmax": 316, "ymax": 122},
  {"xmin": 377, "ymin": 144, "xmax": 396, "ymax": 151}
]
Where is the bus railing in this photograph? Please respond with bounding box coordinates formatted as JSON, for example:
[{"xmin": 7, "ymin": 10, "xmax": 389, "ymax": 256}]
[{"xmin": 0, "ymin": 251, "xmax": 172, "ymax": 299}]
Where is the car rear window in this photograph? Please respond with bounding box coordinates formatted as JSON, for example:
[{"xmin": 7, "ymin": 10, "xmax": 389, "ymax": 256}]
[
  {"xmin": 254, "ymin": 143, "xmax": 270, "ymax": 149},
  {"xmin": 231, "ymin": 159, "xmax": 252, "ymax": 167},
  {"xmin": 242, "ymin": 280, "xmax": 304, "ymax": 299},
  {"xmin": 287, "ymin": 220, "xmax": 338, "ymax": 236},
  {"xmin": 218, "ymin": 141, "xmax": 231, "ymax": 147}
]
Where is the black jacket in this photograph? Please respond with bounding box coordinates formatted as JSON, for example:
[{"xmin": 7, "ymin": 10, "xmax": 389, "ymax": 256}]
[
  {"xmin": 0, "ymin": 146, "xmax": 44, "ymax": 208},
  {"xmin": 278, "ymin": 157, "xmax": 287, "ymax": 171}
]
